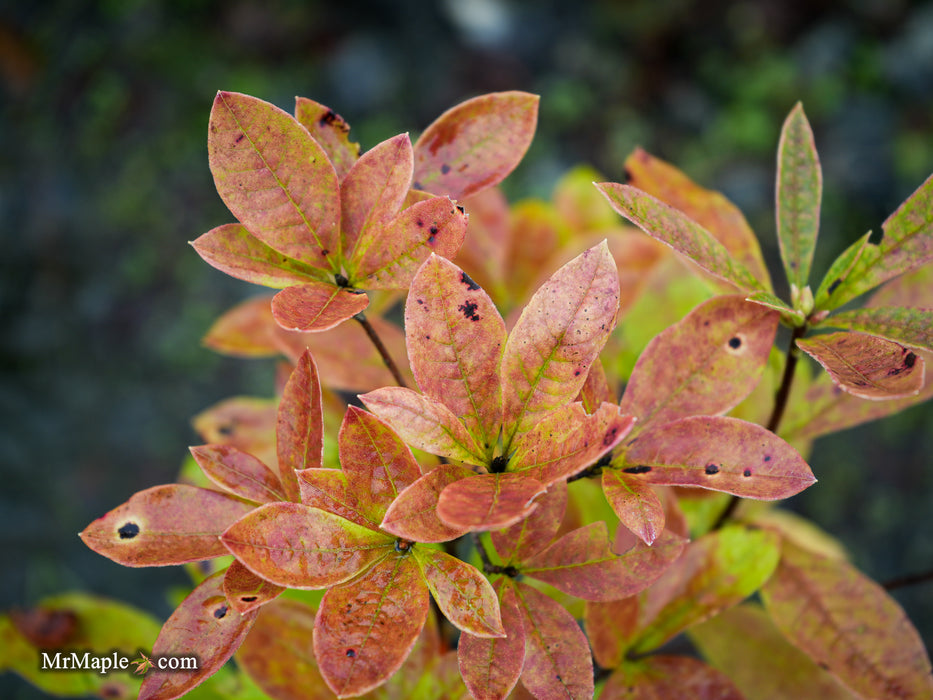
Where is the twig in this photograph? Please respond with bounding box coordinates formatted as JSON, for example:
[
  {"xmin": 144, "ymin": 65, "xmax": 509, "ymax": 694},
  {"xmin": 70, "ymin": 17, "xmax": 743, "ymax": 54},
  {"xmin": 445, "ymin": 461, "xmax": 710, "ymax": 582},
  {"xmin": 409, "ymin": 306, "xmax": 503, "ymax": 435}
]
[
  {"xmin": 354, "ymin": 312, "xmax": 408, "ymax": 389},
  {"xmin": 471, "ymin": 532, "xmax": 517, "ymax": 577},
  {"xmin": 883, "ymin": 568, "xmax": 933, "ymax": 591}
]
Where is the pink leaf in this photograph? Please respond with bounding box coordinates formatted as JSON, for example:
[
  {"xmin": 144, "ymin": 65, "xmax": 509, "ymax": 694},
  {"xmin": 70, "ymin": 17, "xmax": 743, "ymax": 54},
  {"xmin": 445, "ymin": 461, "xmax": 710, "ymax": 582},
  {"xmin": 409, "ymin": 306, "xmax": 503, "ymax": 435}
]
[
  {"xmin": 492, "ymin": 482, "xmax": 567, "ymax": 564},
  {"xmin": 415, "ymin": 548, "xmax": 504, "ymax": 637},
  {"xmin": 294, "ymin": 97, "xmax": 360, "ymax": 180},
  {"xmin": 437, "ymin": 473, "xmax": 546, "ymax": 531},
  {"xmin": 602, "ymin": 469, "xmax": 666, "ymax": 546},
  {"xmin": 296, "ymin": 468, "xmax": 375, "ymax": 530},
  {"xmin": 223, "ymin": 559, "xmax": 284, "ymax": 614},
  {"xmin": 601, "ymin": 656, "xmax": 743, "ymax": 700},
  {"xmin": 276, "ymin": 349, "xmax": 323, "ymax": 502},
  {"xmin": 193, "ymin": 396, "xmax": 278, "ymax": 468},
  {"xmin": 189, "ymin": 444, "xmax": 286, "ymax": 504},
  {"xmin": 379, "ymin": 464, "xmax": 475, "ymax": 543},
  {"xmin": 272, "ymin": 281, "xmax": 369, "ymax": 332}
]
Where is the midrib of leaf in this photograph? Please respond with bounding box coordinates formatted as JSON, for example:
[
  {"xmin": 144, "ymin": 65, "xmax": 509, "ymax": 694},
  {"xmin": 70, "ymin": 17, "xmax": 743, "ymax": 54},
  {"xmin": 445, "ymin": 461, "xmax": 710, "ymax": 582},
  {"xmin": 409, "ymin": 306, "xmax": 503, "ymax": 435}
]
[
  {"xmin": 354, "ymin": 417, "xmax": 404, "ymax": 503},
  {"xmin": 345, "ymin": 158, "xmax": 409, "ymax": 271},
  {"xmin": 376, "ymin": 393, "xmax": 484, "ymax": 463},
  {"xmin": 211, "ymin": 460, "xmax": 285, "ymax": 502},
  {"xmin": 417, "ymin": 551, "xmax": 494, "ymax": 634},
  {"xmin": 514, "ymin": 584, "xmax": 574, "ymax": 698},
  {"xmin": 222, "ymin": 538, "xmax": 390, "ymax": 554},
  {"xmin": 302, "ymin": 481, "xmax": 378, "ymax": 530}
]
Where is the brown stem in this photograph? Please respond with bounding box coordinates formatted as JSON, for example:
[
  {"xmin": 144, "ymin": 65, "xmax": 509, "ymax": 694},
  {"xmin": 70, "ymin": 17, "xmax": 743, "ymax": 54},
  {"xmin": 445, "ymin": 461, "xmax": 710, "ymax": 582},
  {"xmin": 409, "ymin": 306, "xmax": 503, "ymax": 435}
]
[
  {"xmin": 354, "ymin": 312, "xmax": 408, "ymax": 389},
  {"xmin": 883, "ymin": 568, "xmax": 933, "ymax": 591}
]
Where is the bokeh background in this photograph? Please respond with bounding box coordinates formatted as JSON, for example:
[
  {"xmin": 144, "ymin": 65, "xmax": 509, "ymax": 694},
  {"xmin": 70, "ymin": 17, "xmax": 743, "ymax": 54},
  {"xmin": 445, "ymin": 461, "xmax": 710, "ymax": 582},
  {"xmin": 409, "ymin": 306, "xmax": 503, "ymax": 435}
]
[{"xmin": 2, "ymin": 0, "xmax": 932, "ymax": 696}]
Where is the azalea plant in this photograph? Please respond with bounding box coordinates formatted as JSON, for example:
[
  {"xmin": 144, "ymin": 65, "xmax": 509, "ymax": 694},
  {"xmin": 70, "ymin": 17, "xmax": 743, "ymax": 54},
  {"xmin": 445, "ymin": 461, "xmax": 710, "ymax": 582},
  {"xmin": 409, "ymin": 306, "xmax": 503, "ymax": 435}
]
[{"xmin": 4, "ymin": 91, "xmax": 932, "ymax": 699}]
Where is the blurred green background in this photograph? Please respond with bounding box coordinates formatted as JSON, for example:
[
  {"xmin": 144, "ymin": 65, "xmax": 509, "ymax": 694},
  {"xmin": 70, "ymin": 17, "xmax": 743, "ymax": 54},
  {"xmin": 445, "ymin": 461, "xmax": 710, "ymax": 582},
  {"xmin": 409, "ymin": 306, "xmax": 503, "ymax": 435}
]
[{"xmin": 2, "ymin": 0, "xmax": 932, "ymax": 696}]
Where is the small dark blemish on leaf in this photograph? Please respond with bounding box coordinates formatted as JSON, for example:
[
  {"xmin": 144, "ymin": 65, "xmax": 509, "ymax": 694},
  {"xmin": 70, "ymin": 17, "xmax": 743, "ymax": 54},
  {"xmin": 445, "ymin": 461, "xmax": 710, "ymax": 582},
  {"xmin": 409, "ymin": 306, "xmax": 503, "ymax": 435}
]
[
  {"xmin": 218, "ymin": 423, "xmax": 235, "ymax": 436},
  {"xmin": 321, "ymin": 249, "xmax": 330, "ymax": 256},
  {"xmin": 623, "ymin": 465, "xmax": 652, "ymax": 474},
  {"xmin": 743, "ymin": 469, "xmax": 752, "ymax": 477},
  {"xmin": 346, "ymin": 648, "xmax": 356, "ymax": 657},
  {"xmin": 213, "ymin": 605, "xmax": 228, "ymax": 619},
  {"xmin": 728, "ymin": 337, "xmax": 742, "ymax": 349},
  {"xmin": 705, "ymin": 464, "xmax": 720, "ymax": 475},
  {"xmin": 235, "ymin": 133, "xmax": 244, "ymax": 143},
  {"xmin": 703, "ymin": 320, "xmax": 710, "ymax": 327},
  {"xmin": 764, "ymin": 455, "xmax": 771, "ymax": 462},
  {"xmin": 905, "ymin": 352, "xmax": 917, "ymax": 368},
  {"xmin": 118, "ymin": 522, "xmax": 140, "ymax": 540},
  {"xmin": 458, "ymin": 300, "xmax": 480, "ymax": 321},
  {"xmin": 241, "ymin": 596, "xmax": 257, "ymax": 603},
  {"xmin": 319, "ymin": 110, "xmax": 338, "ymax": 126},
  {"xmin": 429, "ymin": 225, "xmax": 438, "ymax": 235},
  {"xmin": 416, "ymin": 219, "xmax": 424, "ymax": 228},
  {"xmin": 416, "ymin": 298, "xmax": 423, "ymax": 304},
  {"xmin": 574, "ymin": 369, "xmax": 581, "ymax": 376},
  {"xmin": 456, "ymin": 204, "xmax": 465, "ymax": 214},
  {"xmin": 556, "ymin": 674, "xmax": 562, "ymax": 682},
  {"xmin": 827, "ymin": 278, "xmax": 842, "ymax": 295},
  {"xmin": 603, "ymin": 426, "xmax": 619, "ymax": 447},
  {"xmin": 441, "ymin": 163, "xmax": 451, "ymax": 175},
  {"xmin": 413, "ymin": 181, "xmax": 423, "ymax": 190},
  {"xmin": 460, "ymin": 272, "xmax": 480, "ymax": 290},
  {"xmin": 335, "ymin": 273, "xmax": 349, "ymax": 287}
]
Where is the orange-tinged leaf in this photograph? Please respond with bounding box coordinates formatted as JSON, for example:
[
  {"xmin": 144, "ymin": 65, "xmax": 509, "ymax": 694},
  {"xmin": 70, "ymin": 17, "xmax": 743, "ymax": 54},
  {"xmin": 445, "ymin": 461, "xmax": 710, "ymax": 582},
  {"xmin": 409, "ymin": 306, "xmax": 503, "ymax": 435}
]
[
  {"xmin": 79, "ymin": 485, "xmax": 253, "ymax": 567},
  {"xmin": 821, "ymin": 306, "xmax": 933, "ymax": 352},
  {"xmin": 622, "ymin": 416, "xmax": 816, "ymax": 500},
  {"xmin": 492, "ymin": 482, "xmax": 567, "ymax": 564},
  {"xmin": 584, "ymin": 597, "xmax": 641, "ymax": 669},
  {"xmin": 277, "ymin": 349, "xmax": 323, "ymax": 502},
  {"xmin": 578, "ymin": 356, "xmax": 615, "ymax": 413},
  {"xmin": 514, "ymin": 581, "xmax": 594, "ymax": 700},
  {"xmin": 208, "ymin": 91, "xmax": 340, "ymax": 268},
  {"xmin": 296, "ymin": 468, "xmax": 375, "ymax": 530},
  {"xmin": 761, "ymin": 541, "xmax": 933, "ymax": 700},
  {"xmin": 314, "ymin": 554, "xmax": 429, "ymax": 698},
  {"xmin": 797, "ymin": 331, "xmax": 924, "ymax": 399},
  {"xmin": 412, "ymin": 91, "xmax": 539, "ymax": 200},
  {"xmin": 223, "ymin": 559, "xmax": 284, "ymax": 614},
  {"xmin": 272, "ymin": 281, "xmax": 369, "ymax": 332},
  {"xmin": 340, "ymin": 133, "xmax": 412, "ymax": 260},
  {"xmin": 359, "ymin": 386, "xmax": 485, "ymax": 464},
  {"xmin": 189, "ymin": 444, "xmax": 286, "ymax": 504},
  {"xmin": 501, "ymin": 241, "xmax": 620, "ymax": 441},
  {"xmin": 294, "ymin": 97, "xmax": 360, "ymax": 180},
  {"xmin": 379, "ymin": 464, "xmax": 474, "ymax": 542},
  {"xmin": 455, "ymin": 187, "xmax": 511, "ymax": 300},
  {"xmin": 602, "ymin": 469, "xmax": 665, "ymax": 546},
  {"xmin": 601, "ymin": 656, "xmax": 743, "ymax": 700},
  {"xmin": 237, "ymin": 598, "xmax": 332, "ymax": 700},
  {"xmin": 866, "ymin": 259, "xmax": 933, "ymax": 308},
  {"xmin": 620, "ymin": 295, "xmax": 779, "ymax": 432},
  {"xmin": 458, "ymin": 580, "xmax": 525, "ymax": 700},
  {"xmin": 191, "ymin": 223, "xmax": 328, "ymax": 288},
  {"xmin": 405, "ymin": 254, "xmax": 505, "ymax": 451},
  {"xmin": 503, "ymin": 200, "xmax": 565, "ymax": 305},
  {"xmin": 203, "ymin": 294, "xmax": 279, "ymax": 358},
  {"xmin": 221, "ymin": 503, "xmax": 392, "ymax": 589},
  {"xmin": 414, "ymin": 548, "xmax": 504, "ymax": 637},
  {"xmin": 139, "ymin": 571, "xmax": 258, "ymax": 700},
  {"xmin": 437, "ymin": 472, "xmax": 546, "ymax": 531},
  {"xmin": 192, "ymin": 396, "xmax": 277, "ymax": 468}
]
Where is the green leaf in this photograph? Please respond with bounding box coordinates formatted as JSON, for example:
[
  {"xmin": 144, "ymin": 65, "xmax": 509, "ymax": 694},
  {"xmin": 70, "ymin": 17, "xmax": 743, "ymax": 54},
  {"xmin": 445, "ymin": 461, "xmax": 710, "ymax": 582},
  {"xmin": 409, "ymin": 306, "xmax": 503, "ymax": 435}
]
[
  {"xmin": 776, "ymin": 103, "xmax": 822, "ymax": 292},
  {"xmin": 745, "ymin": 290, "xmax": 807, "ymax": 326},
  {"xmin": 414, "ymin": 548, "xmax": 504, "ymax": 637},
  {"xmin": 294, "ymin": 97, "xmax": 360, "ymax": 180},
  {"xmin": 491, "ymin": 482, "xmax": 567, "ymax": 564},
  {"xmin": 80, "ymin": 484, "xmax": 254, "ymax": 567},
  {"xmin": 601, "ymin": 656, "xmax": 743, "ymax": 699},
  {"xmin": 277, "ymin": 349, "xmax": 323, "ymax": 501},
  {"xmin": 761, "ymin": 541, "xmax": 933, "ymax": 700},
  {"xmin": 378, "ymin": 464, "xmax": 475, "ymax": 543},
  {"xmin": 596, "ymin": 183, "xmax": 766, "ymax": 292},
  {"xmin": 819, "ymin": 306, "xmax": 933, "ymax": 352},
  {"xmin": 412, "ymin": 91, "xmax": 539, "ymax": 200},
  {"xmin": 223, "ymin": 560, "xmax": 284, "ymax": 614},
  {"xmin": 272, "ymin": 281, "xmax": 369, "ymax": 332},
  {"xmin": 208, "ymin": 91, "xmax": 340, "ymax": 269},
  {"xmin": 189, "ymin": 445, "xmax": 286, "ymax": 504},
  {"xmin": 437, "ymin": 473, "xmax": 546, "ymax": 531},
  {"xmin": 797, "ymin": 331, "xmax": 924, "ymax": 399},
  {"xmin": 601, "ymin": 469, "xmax": 666, "ymax": 546}
]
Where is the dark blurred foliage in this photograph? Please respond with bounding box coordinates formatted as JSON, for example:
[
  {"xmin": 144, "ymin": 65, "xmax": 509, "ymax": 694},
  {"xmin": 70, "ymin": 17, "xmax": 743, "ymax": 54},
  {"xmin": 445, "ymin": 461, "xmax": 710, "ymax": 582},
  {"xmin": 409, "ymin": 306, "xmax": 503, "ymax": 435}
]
[{"xmin": 1, "ymin": 0, "xmax": 932, "ymax": 695}]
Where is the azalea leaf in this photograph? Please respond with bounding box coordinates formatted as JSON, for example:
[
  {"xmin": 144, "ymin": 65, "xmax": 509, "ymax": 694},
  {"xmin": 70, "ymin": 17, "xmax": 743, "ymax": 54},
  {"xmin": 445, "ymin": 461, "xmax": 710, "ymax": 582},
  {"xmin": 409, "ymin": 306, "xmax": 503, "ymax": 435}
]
[
  {"xmin": 513, "ymin": 581, "xmax": 594, "ymax": 700},
  {"xmin": 202, "ymin": 295, "xmax": 280, "ymax": 358},
  {"xmin": 221, "ymin": 503, "xmax": 392, "ymax": 589},
  {"xmin": 745, "ymin": 289, "xmax": 806, "ymax": 325},
  {"xmin": 378, "ymin": 464, "xmax": 475, "ymax": 543},
  {"xmin": 866, "ymin": 259, "xmax": 933, "ymax": 308},
  {"xmin": 776, "ymin": 103, "xmax": 822, "ymax": 292},
  {"xmin": 189, "ymin": 444, "xmax": 286, "ymax": 504},
  {"xmin": 412, "ymin": 91, "xmax": 539, "ymax": 200},
  {"xmin": 623, "ymin": 147, "xmax": 770, "ymax": 288},
  {"xmin": 79, "ymin": 485, "xmax": 253, "ymax": 567},
  {"xmin": 271, "ymin": 281, "xmax": 369, "ymax": 333},
  {"xmin": 491, "ymin": 482, "xmax": 567, "ymax": 564},
  {"xmin": 761, "ymin": 541, "xmax": 933, "ymax": 700},
  {"xmin": 296, "ymin": 468, "xmax": 375, "ymax": 530},
  {"xmin": 602, "ymin": 656, "xmax": 743, "ymax": 700},
  {"xmin": 193, "ymin": 396, "xmax": 278, "ymax": 468},
  {"xmin": 314, "ymin": 554, "xmax": 430, "ymax": 698},
  {"xmin": 602, "ymin": 469, "xmax": 666, "ymax": 546},
  {"xmin": 414, "ymin": 548, "xmax": 504, "ymax": 637},
  {"xmin": 436, "ymin": 472, "xmax": 546, "ymax": 531},
  {"xmin": 191, "ymin": 224, "xmax": 330, "ymax": 288},
  {"xmin": 818, "ymin": 306, "xmax": 933, "ymax": 352},
  {"xmin": 584, "ymin": 596, "xmax": 641, "ymax": 669},
  {"xmin": 457, "ymin": 580, "xmax": 525, "ymax": 700},
  {"xmin": 797, "ymin": 331, "xmax": 924, "ymax": 399},
  {"xmin": 277, "ymin": 349, "xmax": 323, "ymax": 502},
  {"xmin": 223, "ymin": 560, "xmax": 284, "ymax": 614},
  {"xmin": 294, "ymin": 97, "xmax": 360, "ymax": 180},
  {"xmin": 404, "ymin": 254, "xmax": 506, "ymax": 452},
  {"xmin": 596, "ymin": 183, "xmax": 766, "ymax": 292},
  {"xmin": 620, "ymin": 295, "xmax": 779, "ymax": 433},
  {"xmin": 522, "ymin": 522, "xmax": 686, "ymax": 602},
  {"xmin": 139, "ymin": 571, "xmax": 258, "ymax": 700},
  {"xmin": 577, "ymin": 356, "xmax": 615, "ymax": 413},
  {"xmin": 501, "ymin": 241, "xmax": 620, "ymax": 442},
  {"xmin": 620, "ymin": 415, "xmax": 816, "ymax": 500},
  {"xmin": 208, "ymin": 91, "xmax": 340, "ymax": 269}
]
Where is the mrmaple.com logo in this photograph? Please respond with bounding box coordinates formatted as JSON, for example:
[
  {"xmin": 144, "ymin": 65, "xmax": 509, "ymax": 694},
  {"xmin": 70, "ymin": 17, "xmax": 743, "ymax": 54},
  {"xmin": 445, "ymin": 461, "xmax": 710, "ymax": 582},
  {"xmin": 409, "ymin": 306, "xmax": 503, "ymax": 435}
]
[{"xmin": 40, "ymin": 650, "xmax": 198, "ymax": 675}]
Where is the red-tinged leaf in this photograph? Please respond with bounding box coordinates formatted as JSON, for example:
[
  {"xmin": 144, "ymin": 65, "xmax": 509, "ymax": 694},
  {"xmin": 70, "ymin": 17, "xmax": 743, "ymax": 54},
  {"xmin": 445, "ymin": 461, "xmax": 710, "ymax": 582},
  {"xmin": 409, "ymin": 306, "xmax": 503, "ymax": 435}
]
[
  {"xmin": 819, "ymin": 306, "xmax": 933, "ymax": 352},
  {"xmin": 203, "ymin": 295, "xmax": 279, "ymax": 357},
  {"xmin": 797, "ymin": 331, "xmax": 924, "ymax": 399},
  {"xmin": 412, "ymin": 91, "xmax": 539, "ymax": 200},
  {"xmin": 492, "ymin": 482, "xmax": 567, "ymax": 564},
  {"xmin": 237, "ymin": 598, "xmax": 332, "ymax": 700},
  {"xmin": 623, "ymin": 148, "xmax": 771, "ymax": 288},
  {"xmin": 277, "ymin": 349, "xmax": 323, "ymax": 502},
  {"xmin": 314, "ymin": 554, "xmax": 429, "ymax": 698},
  {"xmin": 405, "ymin": 254, "xmax": 506, "ymax": 451},
  {"xmin": 221, "ymin": 503, "xmax": 392, "ymax": 589},
  {"xmin": 503, "ymin": 200, "xmax": 564, "ymax": 304},
  {"xmin": 602, "ymin": 469, "xmax": 666, "ymax": 546},
  {"xmin": 340, "ymin": 133, "xmax": 412, "ymax": 260},
  {"xmin": 139, "ymin": 571, "xmax": 258, "ymax": 700},
  {"xmin": 294, "ymin": 97, "xmax": 360, "ymax": 180},
  {"xmin": 597, "ymin": 182, "xmax": 766, "ymax": 292},
  {"xmin": 351, "ymin": 196, "xmax": 469, "ymax": 290},
  {"xmin": 191, "ymin": 223, "xmax": 329, "ymax": 288},
  {"xmin": 189, "ymin": 445, "xmax": 286, "ymax": 504},
  {"xmin": 455, "ymin": 187, "xmax": 511, "ymax": 299},
  {"xmin": 522, "ymin": 522, "xmax": 686, "ymax": 602},
  {"xmin": 513, "ymin": 581, "xmax": 594, "ymax": 700},
  {"xmin": 193, "ymin": 396, "xmax": 278, "ymax": 468},
  {"xmin": 79, "ymin": 485, "xmax": 253, "ymax": 567},
  {"xmin": 296, "ymin": 468, "xmax": 375, "ymax": 530},
  {"xmin": 620, "ymin": 295, "xmax": 779, "ymax": 432},
  {"xmin": 208, "ymin": 91, "xmax": 340, "ymax": 268},
  {"xmin": 414, "ymin": 548, "xmax": 504, "ymax": 637},
  {"xmin": 866, "ymin": 260, "xmax": 933, "ymax": 308},
  {"xmin": 776, "ymin": 103, "xmax": 822, "ymax": 292},
  {"xmin": 761, "ymin": 541, "xmax": 933, "ymax": 700},
  {"xmin": 689, "ymin": 603, "xmax": 857, "ymax": 700},
  {"xmin": 379, "ymin": 464, "xmax": 474, "ymax": 542},
  {"xmin": 359, "ymin": 386, "xmax": 485, "ymax": 464},
  {"xmin": 223, "ymin": 559, "xmax": 284, "ymax": 614},
  {"xmin": 585, "ymin": 597, "xmax": 641, "ymax": 669},
  {"xmin": 272, "ymin": 281, "xmax": 369, "ymax": 332},
  {"xmin": 437, "ymin": 473, "xmax": 545, "ymax": 531},
  {"xmin": 621, "ymin": 416, "xmax": 816, "ymax": 500},
  {"xmin": 338, "ymin": 406, "xmax": 422, "ymax": 524},
  {"xmin": 501, "ymin": 241, "xmax": 620, "ymax": 441},
  {"xmin": 458, "ymin": 580, "xmax": 525, "ymax": 700},
  {"xmin": 511, "ymin": 402, "xmax": 635, "ymax": 485},
  {"xmin": 601, "ymin": 656, "xmax": 743, "ymax": 700},
  {"xmin": 578, "ymin": 356, "xmax": 615, "ymax": 413}
]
